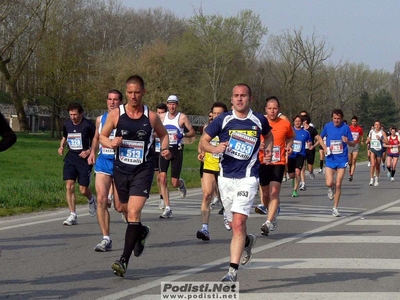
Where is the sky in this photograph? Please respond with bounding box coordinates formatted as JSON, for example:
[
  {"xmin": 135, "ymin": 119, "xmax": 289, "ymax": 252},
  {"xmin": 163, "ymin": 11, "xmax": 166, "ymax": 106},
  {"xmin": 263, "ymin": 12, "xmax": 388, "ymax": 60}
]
[{"xmin": 120, "ymin": 0, "xmax": 400, "ymax": 72}]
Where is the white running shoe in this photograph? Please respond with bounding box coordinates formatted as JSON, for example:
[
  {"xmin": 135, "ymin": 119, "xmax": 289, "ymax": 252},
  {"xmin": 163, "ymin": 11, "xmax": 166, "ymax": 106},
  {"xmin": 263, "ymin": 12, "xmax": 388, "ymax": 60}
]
[
  {"xmin": 327, "ymin": 188, "xmax": 334, "ymax": 200},
  {"xmin": 94, "ymin": 239, "xmax": 112, "ymax": 252},
  {"xmin": 178, "ymin": 179, "xmax": 187, "ymax": 198},
  {"xmin": 88, "ymin": 196, "xmax": 97, "ymax": 217},
  {"xmin": 63, "ymin": 214, "xmax": 77, "ymax": 226},
  {"xmin": 299, "ymin": 182, "xmax": 306, "ymax": 191},
  {"xmin": 369, "ymin": 178, "xmax": 374, "ymax": 186},
  {"xmin": 160, "ymin": 207, "xmax": 172, "ymax": 219},
  {"xmin": 374, "ymin": 176, "xmax": 379, "ymax": 187},
  {"xmin": 387, "ymin": 171, "xmax": 391, "ymax": 178},
  {"xmin": 332, "ymin": 207, "xmax": 340, "ymax": 217},
  {"xmin": 309, "ymin": 172, "xmax": 315, "ymax": 180},
  {"xmin": 391, "ymin": 177, "xmax": 395, "ymax": 182},
  {"xmin": 241, "ymin": 234, "xmax": 256, "ymax": 265},
  {"xmin": 158, "ymin": 199, "xmax": 165, "ymax": 210},
  {"xmin": 367, "ymin": 162, "xmax": 371, "ymax": 167}
]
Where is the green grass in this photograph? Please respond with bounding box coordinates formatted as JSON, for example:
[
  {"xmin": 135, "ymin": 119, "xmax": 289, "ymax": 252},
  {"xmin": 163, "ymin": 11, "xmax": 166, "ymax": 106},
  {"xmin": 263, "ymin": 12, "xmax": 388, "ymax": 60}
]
[
  {"xmin": 0, "ymin": 133, "xmax": 368, "ymax": 217},
  {"xmin": 0, "ymin": 133, "xmax": 203, "ymax": 217}
]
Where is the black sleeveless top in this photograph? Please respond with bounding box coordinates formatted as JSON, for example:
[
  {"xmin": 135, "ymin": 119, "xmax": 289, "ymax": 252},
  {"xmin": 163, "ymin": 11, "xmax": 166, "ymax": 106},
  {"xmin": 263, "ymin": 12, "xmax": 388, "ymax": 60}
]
[{"xmin": 114, "ymin": 104, "xmax": 154, "ymax": 174}]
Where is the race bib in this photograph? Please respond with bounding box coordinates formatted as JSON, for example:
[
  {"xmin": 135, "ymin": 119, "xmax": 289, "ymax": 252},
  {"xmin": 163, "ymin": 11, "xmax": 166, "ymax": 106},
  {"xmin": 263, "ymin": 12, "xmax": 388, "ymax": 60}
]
[
  {"xmin": 119, "ymin": 139, "xmax": 145, "ymax": 165},
  {"xmin": 330, "ymin": 140, "xmax": 343, "ymax": 154},
  {"xmin": 352, "ymin": 132, "xmax": 359, "ymax": 142},
  {"xmin": 391, "ymin": 146, "xmax": 399, "ymax": 154},
  {"xmin": 210, "ymin": 137, "xmax": 220, "ymax": 158},
  {"xmin": 370, "ymin": 140, "xmax": 382, "ymax": 150},
  {"xmin": 293, "ymin": 140, "xmax": 302, "ymax": 153},
  {"xmin": 67, "ymin": 133, "xmax": 83, "ymax": 150},
  {"xmin": 154, "ymin": 138, "xmax": 161, "ymax": 152},
  {"xmin": 167, "ymin": 129, "xmax": 179, "ymax": 145},
  {"xmin": 272, "ymin": 146, "xmax": 280, "ymax": 163},
  {"xmin": 225, "ymin": 131, "xmax": 257, "ymax": 160},
  {"xmin": 102, "ymin": 129, "xmax": 116, "ymax": 155}
]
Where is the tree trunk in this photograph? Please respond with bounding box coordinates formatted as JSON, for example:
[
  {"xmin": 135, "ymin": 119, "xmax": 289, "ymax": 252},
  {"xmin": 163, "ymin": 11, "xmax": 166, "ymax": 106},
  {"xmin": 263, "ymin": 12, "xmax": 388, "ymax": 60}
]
[{"xmin": 8, "ymin": 82, "xmax": 29, "ymax": 131}]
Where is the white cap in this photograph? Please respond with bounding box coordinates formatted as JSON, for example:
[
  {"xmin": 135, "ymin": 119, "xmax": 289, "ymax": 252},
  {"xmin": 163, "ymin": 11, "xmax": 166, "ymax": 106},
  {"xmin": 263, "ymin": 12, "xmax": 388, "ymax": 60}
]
[{"xmin": 167, "ymin": 95, "xmax": 179, "ymax": 103}]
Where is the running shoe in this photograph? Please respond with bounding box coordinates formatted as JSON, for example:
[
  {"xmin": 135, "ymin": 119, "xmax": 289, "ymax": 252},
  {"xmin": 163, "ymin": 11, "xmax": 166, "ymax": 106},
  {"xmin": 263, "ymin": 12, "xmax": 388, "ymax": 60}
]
[
  {"xmin": 94, "ymin": 239, "xmax": 112, "ymax": 252},
  {"xmin": 241, "ymin": 234, "xmax": 256, "ymax": 265},
  {"xmin": 211, "ymin": 196, "xmax": 220, "ymax": 206},
  {"xmin": 391, "ymin": 177, "xmax": 395, "ymax": 182},
  {"xmin": 254, "ymin": 204, "xmax": 267, "ymax": 215},
  {"xmin": 134, "ymin": 225, "xmax": 150, "ymax": 257},
  {"xmin": 121, "ymin": 213, "xmax": 127, "ymax": 223},
  {"xmin": 112, "ymin": 257, "xmax": 127, "ymax": 277},
  {"xmin": 327, "ymin": 188, "xmax": 334, "ymax": 200},
  {"xmin": 63, "ymin": 214, "xmax": 77, "ymax": 226},
  {"xmin": 196, "ymin": 228, "xmax": 210, "ymax": 241},
  {"xmin": 367, "ymin": 162, "xmax": 371, "ymax": 167},
  {"xmin": 223, "ymin": 212, "xmax": 231, "ymax": 231},
  {"xmin": 107, "ymin": 195, "xmax": 113, "ymax": 208},
  {"xmin": 382, "ymin": 164, "xmax": 386, "ymax": 171},
  {"xmin": 282, "ymin": 176, "xmax": 287, "ymax": 183},
  {"xmin": 261, "ymin": 220, "xmax": 272, "ymax": 236},
  {"xmin": 88, "ymin": 196, "xmax": 97, "ymax": 217},
  {"xmin": 291, "ymin": 190, "xmax": 298, "ymax": 197},
  {"xmin": 299, "ymin": 182, "xmax": 306, "ymax": 190},
  {"xmin": 348, "ymin": 176, "xmax": 353, "ymax": 181},
  {"xmin": 369, "ymin": 178, "xmax": 374, "ymax": 186},
  {"xmin": 309, "ymin": 172, "xmax": 315, "ymax": 180},
  {"xmin": 318, "ymin": 168, "xmax": 323, "ymax": 174},
  {"xmin": 178, "ymin": 179, "xmax": 187, "ymax": 198},
  {"xmin": 374, "ymin": 176, "xmax": 379, "ymax": 187},
  {"xmin": 387, "ymin": 171, "xmax": 391, "ymax": 178},
  {"xmin": 332, "ymin": 207, "xmax": 340, "ymax": 217},
  {"xmin": 160, "ymin": 207, "xmax": 172, "ymax": 219},
  {"xmin": 271, "ymin": 216, "xmax": 278, "ymax": 231},
  {"xmin": 221, "ymin": 267, "xmax": 237, "ymax": 283},
  {"xmin": 158, "ymin": 199, "xmax": 165, "ymax": 210}
]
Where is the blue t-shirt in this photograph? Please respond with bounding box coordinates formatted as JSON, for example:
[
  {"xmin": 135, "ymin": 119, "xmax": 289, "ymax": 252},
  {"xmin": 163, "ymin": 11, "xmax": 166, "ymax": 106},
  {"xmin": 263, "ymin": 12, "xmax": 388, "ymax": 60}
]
[
  {"xmin": 289, "ymin": 127, "xmax": 311, "ymax": 158},
  {"xmin": 320, "ymin": 121, "xmax": 353, "ymax": 163},
  {"xmin": 205, "ymin": 109, "xmax": 271, "ymax": 179}
]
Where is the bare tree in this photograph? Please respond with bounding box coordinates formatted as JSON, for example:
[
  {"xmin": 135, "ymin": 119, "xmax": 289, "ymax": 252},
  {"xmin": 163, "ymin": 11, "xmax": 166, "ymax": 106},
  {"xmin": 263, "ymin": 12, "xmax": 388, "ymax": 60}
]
[{"xmin": 0, "ymin": 0, "xmax": 64, "ymax": 131}]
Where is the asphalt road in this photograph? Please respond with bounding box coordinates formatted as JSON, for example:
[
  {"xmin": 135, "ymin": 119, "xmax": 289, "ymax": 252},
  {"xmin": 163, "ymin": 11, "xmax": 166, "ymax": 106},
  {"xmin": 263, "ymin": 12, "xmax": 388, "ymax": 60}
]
[{"xmin": 2, "ymin": 162, "xmax": 400, "ymax": 299}]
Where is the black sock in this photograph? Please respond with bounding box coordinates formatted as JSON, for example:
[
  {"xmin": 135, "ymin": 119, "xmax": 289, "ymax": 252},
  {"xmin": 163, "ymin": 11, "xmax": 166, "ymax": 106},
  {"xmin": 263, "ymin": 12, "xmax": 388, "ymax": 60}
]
[
  {"xmin": 388, "ymin": 167, "xmax": 392, "ymax": 172},
  {"xmin": 230, "ymin": 263, "xmax": 239, "ymax": 270},
  {"xmin": 122, "ymin": 222, "xmax": 143, "ymax": 264},
  {"xmin": 320, "ymin": 160, "xmax": 324, "ymax": 169},
  {"xmin": 392, "ymin": 170, "xmax": 396, "ymax": 177},
  {"xmin": 245, "ymin": 235, "xmax": 250, "ymax": 247},
  {"xmin": 160, "ymin": 195, "xmax": 163, "ymax": 199}
]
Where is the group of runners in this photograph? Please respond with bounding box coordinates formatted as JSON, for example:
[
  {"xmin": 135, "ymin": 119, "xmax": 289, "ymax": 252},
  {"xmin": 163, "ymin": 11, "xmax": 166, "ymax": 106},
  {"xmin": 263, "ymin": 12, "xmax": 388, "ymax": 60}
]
[{"xmin": 57, "ymin": 76, "xmax": 394, "ymax": 283}]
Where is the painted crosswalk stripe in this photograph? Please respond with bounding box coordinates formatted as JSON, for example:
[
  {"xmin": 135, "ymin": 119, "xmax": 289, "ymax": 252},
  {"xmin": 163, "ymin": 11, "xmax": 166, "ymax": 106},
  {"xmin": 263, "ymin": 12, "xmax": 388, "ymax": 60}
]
[
  {"xmin": 298, "ymin": 236, "xmax": 400, "ymax": 243},
  {"xmin": 242, "ymin": 258, "xmax": 400, "ymax": 269}
]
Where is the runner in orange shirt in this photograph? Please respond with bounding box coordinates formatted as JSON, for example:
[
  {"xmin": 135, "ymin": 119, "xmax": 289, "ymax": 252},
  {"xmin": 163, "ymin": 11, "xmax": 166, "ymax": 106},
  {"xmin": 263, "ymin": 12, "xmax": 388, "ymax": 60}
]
[{"xmin": 255, "ymin": 96, "xmax": 294, "ymax": 236}]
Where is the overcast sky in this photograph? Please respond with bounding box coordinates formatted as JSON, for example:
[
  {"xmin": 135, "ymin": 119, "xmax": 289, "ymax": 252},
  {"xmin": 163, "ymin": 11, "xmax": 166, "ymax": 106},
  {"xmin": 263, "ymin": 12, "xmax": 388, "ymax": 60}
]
[{"xmin": 120, "ymin": 0, "xmax": 399, "ymax": 72}]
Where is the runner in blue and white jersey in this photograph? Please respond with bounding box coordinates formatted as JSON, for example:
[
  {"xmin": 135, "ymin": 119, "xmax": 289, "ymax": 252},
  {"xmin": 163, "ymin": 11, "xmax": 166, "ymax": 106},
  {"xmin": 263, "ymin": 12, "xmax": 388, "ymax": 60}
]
[
  {"xmin": 200, "ymin": 83, "xmax": 273, "ymax": 284},
  {"xmin": 88, "ymin": 90, "xmax": 123, "ymax": 252}
]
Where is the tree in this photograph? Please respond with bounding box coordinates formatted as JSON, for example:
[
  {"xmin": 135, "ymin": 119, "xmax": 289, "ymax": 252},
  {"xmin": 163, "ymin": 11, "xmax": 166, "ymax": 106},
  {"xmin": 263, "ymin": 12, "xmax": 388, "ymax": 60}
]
[
  {"xmin": 0, "ymin": 0, "xmax": 64, "ymax": 131},
  {"xmin": 180, "ymin": 9, "xmax": 267, "ymax": 107}
]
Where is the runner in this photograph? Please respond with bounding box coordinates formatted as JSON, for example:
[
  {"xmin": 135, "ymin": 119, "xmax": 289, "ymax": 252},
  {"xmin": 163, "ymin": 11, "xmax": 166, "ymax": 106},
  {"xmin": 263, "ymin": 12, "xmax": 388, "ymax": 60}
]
[
  {"xmin": 255, "ymin": 96, "xmax": 294, "ymax": 236},
  {"xmin": 58, "ymin": 102, "xmax": 96, "ymax": 226},
  {"xmin": 366, "ymin": 120, "xmax": 388, "ymax": 187},
  {"xmin": 348, "ymin": 116, "xmax": 364, "ymax": 181},
  {"xmin": 384, "ymin": 126, "xmax": 400, "ymax": 182},
  {"xmin": 158, "ymin": 95, "xmax": 196, "ymax": 218},
  {"xmin": 288, "ymin": 115, "xmax": 311, "ymax": 197},
  {"xmin": 199, "ymin": 83, "xmax": 273, "ymax": 283},
  {"xmin": 196, "ymin": 102, "xmax": 228, "ymax": 241},
  {"xmin": 99, "ymin": 75, "xmax": 171, "ymax": 277},
  {"xmin": 316, "ymin": 109, "xmax": 355, "ymax": 217},
  {"xmin": 88, "ymin": 90, "xmax": 123, "ymax": 251}
]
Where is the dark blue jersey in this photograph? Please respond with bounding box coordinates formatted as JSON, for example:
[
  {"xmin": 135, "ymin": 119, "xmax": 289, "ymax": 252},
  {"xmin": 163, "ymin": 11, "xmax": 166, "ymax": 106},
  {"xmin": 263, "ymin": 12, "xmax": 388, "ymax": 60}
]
[{"xmin": 205, "ymin": 109, "xmax": 271, "ymax": 179}]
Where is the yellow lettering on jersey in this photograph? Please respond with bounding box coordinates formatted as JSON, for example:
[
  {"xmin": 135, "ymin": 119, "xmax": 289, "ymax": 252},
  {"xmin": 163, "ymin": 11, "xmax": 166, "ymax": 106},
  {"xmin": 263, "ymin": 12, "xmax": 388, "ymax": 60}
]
[{"xmin": 228, "ymin": 130, "xmax": 257, "ymax": 137}]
